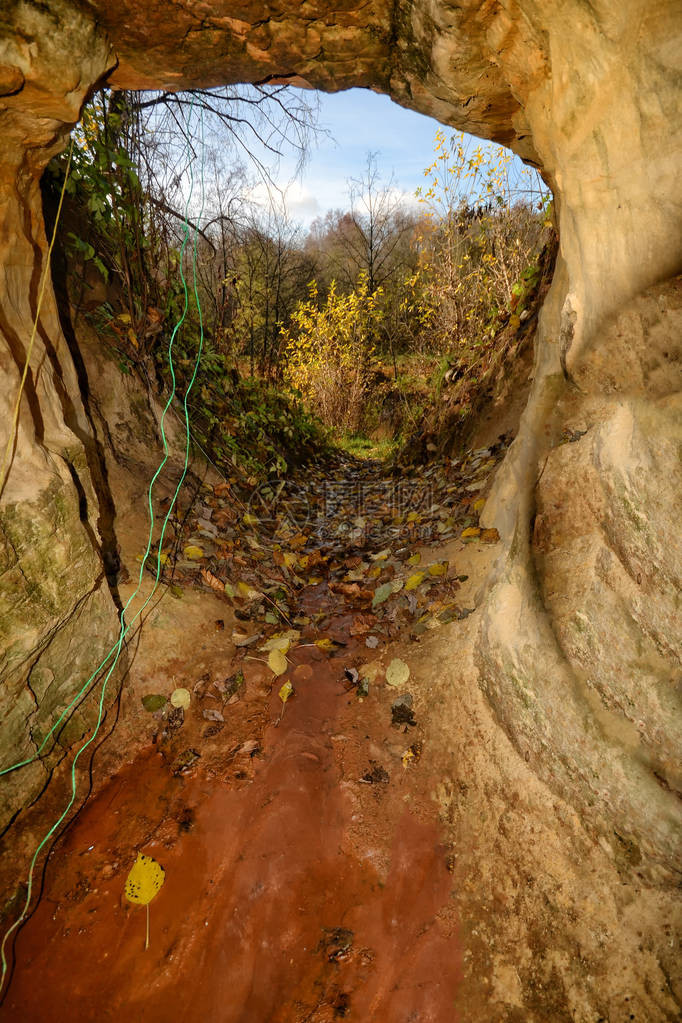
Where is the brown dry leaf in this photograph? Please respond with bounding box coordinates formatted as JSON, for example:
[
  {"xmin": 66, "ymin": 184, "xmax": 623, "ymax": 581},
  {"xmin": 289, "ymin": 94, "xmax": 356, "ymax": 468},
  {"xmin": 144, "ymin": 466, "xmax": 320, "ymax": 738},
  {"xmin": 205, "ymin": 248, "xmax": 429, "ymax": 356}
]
[
  {"xmin": 202, "ymin": 707, "xmax": 225, "ymax": 723},
  {"xmin": 480, "ymin": 527, "xmax": 500, "ymax": 543},
  {"xmin": 232, "ymin": 632, "xmax": 261, "ymax": 648},
  {"xmin": 238, "ymin": 740, "xmax": 259, "ymax": 756},
  {"xmin": 359, "ymin": 660, "xmax": 384, "ymax": 683},
  {"xmin": 201, "ymin": 567, "xmax": 226, "ymax": 593},
  {"xmin": 329, "ymin": 582, "xmax": 361, "ymax": 598},
  {"xmin": 349, "ymin": 615, "xmax": 374, "ymax": 636}
]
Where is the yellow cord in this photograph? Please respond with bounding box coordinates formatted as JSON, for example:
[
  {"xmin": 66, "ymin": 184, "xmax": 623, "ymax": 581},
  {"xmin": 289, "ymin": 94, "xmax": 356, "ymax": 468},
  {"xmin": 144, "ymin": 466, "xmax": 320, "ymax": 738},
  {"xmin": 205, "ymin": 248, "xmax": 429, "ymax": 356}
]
[{"xmin": 0, "ymin": 137, "xmax": 74, "ymax": 497}]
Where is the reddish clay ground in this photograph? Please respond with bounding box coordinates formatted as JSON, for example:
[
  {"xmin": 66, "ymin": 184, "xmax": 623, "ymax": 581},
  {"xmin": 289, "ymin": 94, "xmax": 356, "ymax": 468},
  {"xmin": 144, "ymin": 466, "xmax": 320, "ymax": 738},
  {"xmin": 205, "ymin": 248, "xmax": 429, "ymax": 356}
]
[{"xmin": 3, "ymin": 616, "xmax": 460, "ymax": 1022}]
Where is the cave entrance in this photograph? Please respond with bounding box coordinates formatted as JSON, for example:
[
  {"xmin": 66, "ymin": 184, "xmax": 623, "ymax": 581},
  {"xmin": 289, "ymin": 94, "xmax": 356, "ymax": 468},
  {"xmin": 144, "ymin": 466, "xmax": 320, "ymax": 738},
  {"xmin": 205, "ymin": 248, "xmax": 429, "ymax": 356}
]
[{"xmin": 51, "ymin": 82, "xmax": 553, "ymax": 479}]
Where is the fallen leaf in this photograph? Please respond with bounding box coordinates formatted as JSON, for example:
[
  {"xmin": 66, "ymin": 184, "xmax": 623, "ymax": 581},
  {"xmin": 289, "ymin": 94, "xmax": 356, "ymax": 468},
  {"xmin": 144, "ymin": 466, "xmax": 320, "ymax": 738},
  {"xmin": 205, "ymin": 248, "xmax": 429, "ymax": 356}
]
[
  {"xmin": 386, "ymin": 658, "xmax": 410, "ymax": 687},
  {"xmin": 480, "ymin": 527, "xmax": 500, "ymax": 544},
  {"xmin": 202, "ymin": 707, "xmax": 225, "ymax": 723},
  {"xmin": 232, "ymin": 632, "xmax": 261, "ymax": 647},
  {"xmin": 170, "ymin": 688, "xmax": 191, "ymax": 710},
  {"xmin": 461, "ymin": 527, "xmax": 481, "ymax": 539},
  {"xmin": 371, "ymin": 548, "xmax": 391, "ymax": 561},
  {"xmin": 125, "ymin": 853, "xmax": 165, "ymax": 906},
  {"xmin": 407, "ymin": 552, "xmax": 421, "ymax": 566},
  {"xmin": 359, "ymin": 660, "xmax": 384, "ymax": 683},
  {"xmin": 314, "ymin": 637, "xmax": 341, "ymax": 652},
  {"xmin": 427, "ymin": 562, "xmax": 448, "ymax": 577},
  {"xmin": 141, "ymin": 694, "xmax": 166, "ymax": 713},
  {"xmin": 365, "ymin": 636, "xmax": 379, "ymax": 649},
  {"xmin": 372, "ymin": 582, "xmax": 393, "ymax": 608},
  {"xmin": 236, "ymin": 581, "xmax": 262, "ymax": 601},
  {"xmin": 260, "ymin": 635, "xmax": 292, "ymax": 653},
  {"xmin": 201, "ymin": 567, "xmax": 225, "ymax": 593},
  {"xmin": 124, "ymin": 852, "xmax": 165, "ymax": 951},
  {"xmin": 183, "ymin": 544, "xmax": 204, "ymax": 560},
  {"xmin": 238, "ymin": 739, "xmax": 259, "ymax": 756},
  {"xmin": 349, "ymin": 615, "xmax": 373, "ymax": 636},
  {"xmin": 278, "ymin": 680, "xmax": 294, "ymax": 704},
  {"xmin": 268, "ymin": 648, "xmax": 288, "ymax": 675},
  {"xmin": 405, "ymin": 572, "xmax": 425, "ymax": 591}
]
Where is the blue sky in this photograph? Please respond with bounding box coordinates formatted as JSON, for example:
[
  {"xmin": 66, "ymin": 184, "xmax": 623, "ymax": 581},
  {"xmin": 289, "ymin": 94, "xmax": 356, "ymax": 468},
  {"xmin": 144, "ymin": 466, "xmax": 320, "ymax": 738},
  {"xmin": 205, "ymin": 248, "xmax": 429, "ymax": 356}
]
[
  {"xmin": 236, "ymin": 86, "xmax": 545, "ymax": 228},
  {"xmin": 266, "ymin": 88, "xmax": 448, "ymax": 224}
]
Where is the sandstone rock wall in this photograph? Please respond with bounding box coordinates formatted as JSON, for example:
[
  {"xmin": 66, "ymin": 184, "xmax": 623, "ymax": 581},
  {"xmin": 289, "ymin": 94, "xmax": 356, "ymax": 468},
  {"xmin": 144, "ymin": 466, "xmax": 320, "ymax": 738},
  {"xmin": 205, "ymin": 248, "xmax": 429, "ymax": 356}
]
[{"xmin": 0, "ymin": 0, "xmax": 680, "ymax": 876}]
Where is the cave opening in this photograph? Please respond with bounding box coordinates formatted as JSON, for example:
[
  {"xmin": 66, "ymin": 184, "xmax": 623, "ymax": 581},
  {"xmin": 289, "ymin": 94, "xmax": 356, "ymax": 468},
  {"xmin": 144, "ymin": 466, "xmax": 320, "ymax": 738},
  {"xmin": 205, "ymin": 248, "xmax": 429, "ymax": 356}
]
[{"xmin": 0, "ymin": 2, "xmax": 680, "ymax": 1018}]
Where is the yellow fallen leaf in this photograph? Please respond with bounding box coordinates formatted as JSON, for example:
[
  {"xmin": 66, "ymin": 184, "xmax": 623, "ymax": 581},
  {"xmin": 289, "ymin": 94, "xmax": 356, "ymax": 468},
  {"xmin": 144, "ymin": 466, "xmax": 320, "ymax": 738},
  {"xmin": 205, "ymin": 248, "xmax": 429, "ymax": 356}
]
[
  {"xmin": 170, "ymin": 687, "xmax": 190, "ymax": 710},
  {"xmin": 184, "ymin": 544, "xmax": 204, "ymax": 560},
  {"xmin": 371, "ymin": 549, "xmax": 391, "ymax": 561},
  {"xmin": 428, "ymin": 562, "xmax": 448, "ymax": 577},
  {"xmin": 407, "ymin": 511, "xmax": 421, "ymax": 523},
  {"xmin": 268, "ymin": 648, "xmax": 288, "ymax": 675},
  {"xmin": 314, "ymin": 637, "xmax": 338, "ymax": 651},
  {"xmin": 124, "ymin": 852, "xmax": 165, "ymax": 951},
  {"xmin": 402, "ymin": 748, "xmax": 415, "ymax": 768},
  {"xmin": 386, "ymin": 658, "xmax": 410, "ymax": 687},
  {"xmin": 405, "ymin": 572, "xmax": 425, "ymax": 591},
  {"xmin": 243, "ymin": 513, "xmax": 259, "ymax": 527},
  {"xmin": 278, "ymin": 680, "xmax": 294, "ymax": 704},
  {"xmin": 260, "ymin": 635, "xmax": 292, "ymax": 653},
  {"xmin": 461, "ymin": 527, "xmax": 481, "ymax": 539},
  {"xmin": 407, "ymin": 552, "xmax": 421, "ymax": 566},
  {"xmin": 282, "ymin": 552, "xmax": 297, "ymax": 569},
  {"xmin": 473, "ymin": 498, "xmax": 485, "ymax": 513}
]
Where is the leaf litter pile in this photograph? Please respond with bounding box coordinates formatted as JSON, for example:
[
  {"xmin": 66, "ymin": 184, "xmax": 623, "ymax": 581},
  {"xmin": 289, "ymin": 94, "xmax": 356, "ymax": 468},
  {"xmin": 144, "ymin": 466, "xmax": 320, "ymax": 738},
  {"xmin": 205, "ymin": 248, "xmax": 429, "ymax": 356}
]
[{"xmin": 142, "ymin": 439, "xmax": 506, "ymax": 705}]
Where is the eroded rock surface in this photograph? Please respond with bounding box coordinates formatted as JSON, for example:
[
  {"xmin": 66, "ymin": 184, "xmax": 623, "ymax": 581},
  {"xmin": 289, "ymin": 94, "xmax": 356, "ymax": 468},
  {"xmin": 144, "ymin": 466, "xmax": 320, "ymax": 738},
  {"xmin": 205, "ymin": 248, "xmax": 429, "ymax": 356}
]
[{"xmin": 0, "ymin": 0, "xmax": 680, "ymax": 943}]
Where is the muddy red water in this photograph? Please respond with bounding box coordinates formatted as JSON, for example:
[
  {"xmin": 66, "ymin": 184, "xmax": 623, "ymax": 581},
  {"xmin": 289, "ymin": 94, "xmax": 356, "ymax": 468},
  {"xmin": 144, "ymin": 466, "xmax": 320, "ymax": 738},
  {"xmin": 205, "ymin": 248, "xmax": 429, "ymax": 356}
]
[{"xmin": 3, "ymin": 630, "xmax": 461, "ymax": 1021}]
